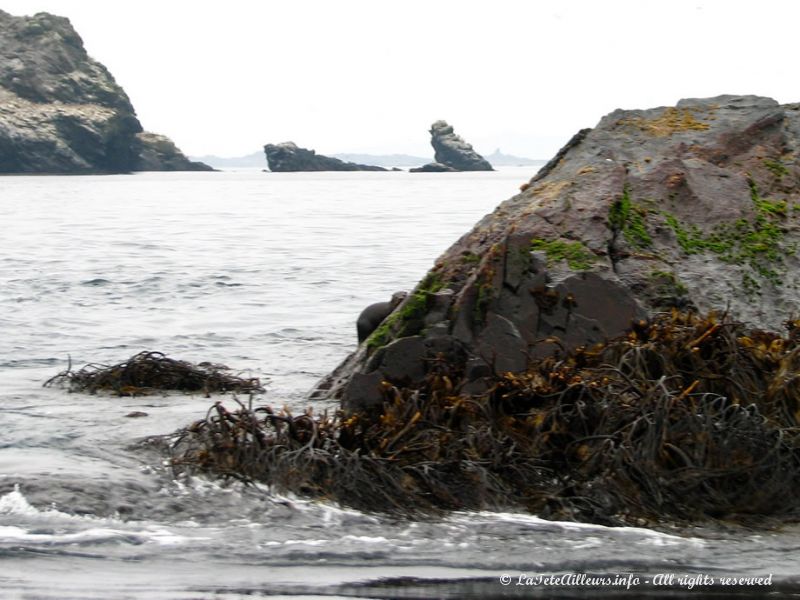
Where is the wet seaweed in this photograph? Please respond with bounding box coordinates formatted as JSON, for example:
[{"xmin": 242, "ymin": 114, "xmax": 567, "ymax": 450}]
[
  {"xmin": 44, "ymin": 351, "xmax": 264, "ymax": 396},
  {"xmin": 170, "ymin": 311, "xmax": 800, "ymax": 526}
]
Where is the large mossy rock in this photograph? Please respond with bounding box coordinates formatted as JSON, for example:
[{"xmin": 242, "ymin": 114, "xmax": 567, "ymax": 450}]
[
  {"xmin": 318, "ymin": 95, "xmax": 800, "ymax": 413},
  {"xmin": 0, "ymin": 10, "xmax": 210, "ymax": 173}
]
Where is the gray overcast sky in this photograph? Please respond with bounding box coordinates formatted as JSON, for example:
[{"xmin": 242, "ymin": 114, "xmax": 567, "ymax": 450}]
[{"xmin": 4, "ymin": 0, "xmax": 799, "ymax": 158}]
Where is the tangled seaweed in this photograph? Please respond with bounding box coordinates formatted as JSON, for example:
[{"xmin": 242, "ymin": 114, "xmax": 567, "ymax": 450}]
[
  {"xmin": 170, "ymin": 311, "xmax": 800, "ymax": 526},
  {"xmin": 44, "ymin": 351, "xmax": 264, "ymax": 396}
]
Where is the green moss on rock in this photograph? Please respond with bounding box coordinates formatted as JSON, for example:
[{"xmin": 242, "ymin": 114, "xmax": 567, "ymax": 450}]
[
  {"xmin": 609, "ymin": 186, "xmax": 653, "ymax": 248},
  {"xmin": 663, "ymin": 181, "xmax": 795, "ymax": 292},
  {"xmin": 366, "ymin": 273, "xmax": 445, "ymax": 350},
  {"xmin": 530, "ymin": 238, "xmax": 596, "ymax": 270},
  {"xmin": 649, "ymin": 270, "xmax": 688, "ymax": 296},
  {"xmin": 764, "ymin": 158, "xmax": 789, "ymax": 179}
]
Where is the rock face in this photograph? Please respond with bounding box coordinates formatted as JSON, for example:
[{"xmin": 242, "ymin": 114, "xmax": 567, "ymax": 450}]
[
  {"xmin": 316, "ymin": 95, "xmax": 800, "ymax": 413},
  {"xmin": 0, "ymin": 10, "xmax": 211, "ymax": 173},
  {"xmin": 136, "ymin": 133, "xmax": 212, "ymax": 172},
  {"xmin": 264, "ymin": 142, "xmax": 387, "ymax": 172},
  {"xmin": 412, "ymin": 120, "xmax": 493, "ymax": 172}
]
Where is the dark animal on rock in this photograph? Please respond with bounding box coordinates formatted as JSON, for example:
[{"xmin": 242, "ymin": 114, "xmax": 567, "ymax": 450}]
[{"xmin": 357, "ymin": 292, "xmax": 407, "ymax": 343}]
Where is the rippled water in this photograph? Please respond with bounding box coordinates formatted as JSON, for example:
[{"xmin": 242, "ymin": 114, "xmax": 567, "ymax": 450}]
[{"xmin": 1, "ymin": 170, "xmax": 798, "ymax": 598}]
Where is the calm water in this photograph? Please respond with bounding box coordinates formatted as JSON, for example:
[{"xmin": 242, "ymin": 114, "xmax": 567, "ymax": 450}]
[{"xmin": 0, "ymin": 169, "xmax": 798, "ymax": 599}]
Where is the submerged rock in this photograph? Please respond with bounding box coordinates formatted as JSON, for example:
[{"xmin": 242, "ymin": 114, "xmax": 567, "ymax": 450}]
[
  {"xmin": 317, "ymin": 95, "xmax": 800, "ymax": 412},
  {"xmin": 0, "ymin": 10, "xmax": 211, "ymax": 173},
  {"xmin": 413, "ymin": 120, "xmax": 493, "ymax": 172},
  {"xmin": 264, "ymin": 142, "xmax": 387, "ymax": 172}
]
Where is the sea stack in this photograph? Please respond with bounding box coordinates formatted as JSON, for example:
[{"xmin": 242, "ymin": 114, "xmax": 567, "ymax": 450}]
[
  {"xmin": 411, "ymin": 120, "xmax": 493, "ymax": 172},
  {"xmin": 264, "ymin": 142, "xmax": 387, "ymax": 172},
  {"xmin": 318, "ymin": 95, "xmax": 800, "ymax": 412},
  {"xmin": 0, "ymin": 10, "xmax": 211, "ymax": 173}
]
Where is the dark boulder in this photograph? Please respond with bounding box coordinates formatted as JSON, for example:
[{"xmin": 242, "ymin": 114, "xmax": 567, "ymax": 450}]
[
  {"xmin": 0, "ymin": 10, "xmax": 211, "ymax": 173},
  {"xmin": 409, "ymin": 161, "xmax": 457, "ymax": 173},
  {"xmin": 413, "ymin": 120, "xmax": 493, "ymax": 172},
  {"xmin": 264, "ymin": 142, "xmax": 388, "ymax": 172},
  {"xmin": 316, "ymin": 95, "xmax": 800, "ymax": 413}
]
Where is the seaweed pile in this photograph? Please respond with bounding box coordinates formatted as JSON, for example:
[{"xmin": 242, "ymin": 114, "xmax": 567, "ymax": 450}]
[
  {"xmin": 45, "ymin": 351, "xmax": 263, "ymax": 396},
  {"xmin": 171, "ymin": 311, "xmax": 800, "ymax": 526}
]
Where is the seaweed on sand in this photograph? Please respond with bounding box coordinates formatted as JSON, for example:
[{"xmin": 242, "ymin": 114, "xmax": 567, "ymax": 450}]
[
  {"xmin": 44, "ymin": 351, "xmax": 264, "ymax": 396},
  {"xmin": 169, "ymin": 311, "xmax": 800, "ymax": 526}
]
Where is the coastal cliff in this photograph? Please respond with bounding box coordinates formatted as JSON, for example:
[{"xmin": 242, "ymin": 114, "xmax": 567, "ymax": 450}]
[{"xmin": 0, "ymin": 10, "xmax": 211, "ymax": 173}]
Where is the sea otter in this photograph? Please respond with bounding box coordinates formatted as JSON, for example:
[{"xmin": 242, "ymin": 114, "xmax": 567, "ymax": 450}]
[{"xmin": 357, "ymin": 291, "xmax": 407, "ymax": 343}]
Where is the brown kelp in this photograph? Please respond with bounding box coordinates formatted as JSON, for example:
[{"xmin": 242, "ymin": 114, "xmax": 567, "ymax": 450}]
[
  {"xmin": 170, "ymin": 311, "xmax": 800, "ymax": 526},
  {"xmin": 44, "ymin": 351, "xmax": 263, "ymax": 396}
]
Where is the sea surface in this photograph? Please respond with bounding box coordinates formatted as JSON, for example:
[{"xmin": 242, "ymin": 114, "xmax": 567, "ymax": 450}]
[{"xmin": 0, "ymin": 169, "xmax": 798, "ymax": 599}]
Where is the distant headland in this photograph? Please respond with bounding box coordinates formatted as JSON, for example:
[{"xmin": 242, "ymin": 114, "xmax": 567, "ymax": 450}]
[{"xmin": 0, "ymin": 10, "xmax": 211, "ymax": 174}]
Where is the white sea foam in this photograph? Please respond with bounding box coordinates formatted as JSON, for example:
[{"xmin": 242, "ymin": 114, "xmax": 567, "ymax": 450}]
[
  {"xmin": 0, "ymin": 485, "xmax": 195, "ymax": 547},
  {"xmin": 451, "ymin": 510, "xmax": 705, "ymax": 546},
  {"xmin": 0, "ymin": 485, "xmax": 39, "ymax": 516}
]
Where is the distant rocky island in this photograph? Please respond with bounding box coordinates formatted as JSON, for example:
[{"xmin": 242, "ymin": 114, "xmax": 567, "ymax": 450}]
[
  {"xmin": 264, "ymin": 142, "xmax": 389, "ymax": 172},
  {"xmin": 196, "ymin": 149, "xmax": 542, "ymax": 171},
  {"xmin": 0, "ymin": 10, "xmax": 211, "ymax": 174},
  {"xmin": 192, "ymin": 151, "xmax": 432, "ymax": 170},
  {"xmin": 261, "ymin": 121, "xmax": 529, "ymax": 173},
  {"xmin": 411, "ymin": 120, "xmax": 494, "ymax": 172}
]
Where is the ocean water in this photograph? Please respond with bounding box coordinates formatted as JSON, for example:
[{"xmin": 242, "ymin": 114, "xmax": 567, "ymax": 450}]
[{"xmin": 0, "ymin": 169, "xmax": 798, "ymax": 599}]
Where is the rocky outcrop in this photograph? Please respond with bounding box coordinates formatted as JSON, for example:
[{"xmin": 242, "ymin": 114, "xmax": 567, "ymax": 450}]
[
  {"xmin": 136, "ymin": 133, "xmax": 213, "ymax": 172},
  {"xmin": 316, "ymin": 95, "xmax": 800, "ymax": 413},
  {"xmin": 0, "ymin": 10, "xmax": 211, "ymax": 173},
  {"xmin": 408, "ymin": 161, "xmax": 457, "ymax": 173},
  {"xmin": 412, "ymin": 120, "xmax": 493, "ymax": 172},
  {"xmin": 264, "ymin": 142, "xmax": 387, "ymax": 172}
]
